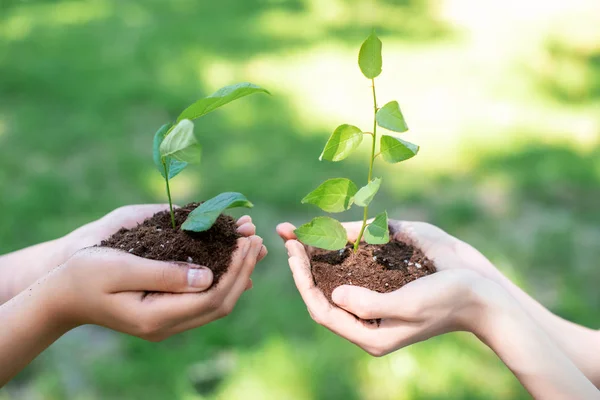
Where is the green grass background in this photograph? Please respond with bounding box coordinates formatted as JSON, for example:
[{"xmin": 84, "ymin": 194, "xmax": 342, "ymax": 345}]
[{"xmin": 1, "ymin": 0, "xmax": 599, "ymax": 398}]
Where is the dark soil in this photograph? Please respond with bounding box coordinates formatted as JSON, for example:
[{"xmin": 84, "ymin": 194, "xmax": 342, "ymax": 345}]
[
  {"xmin": 101, "ymin": 203, "xmax": 240, "ymax": 286},
  {"xmin": 311, "ymin": 239, "xmax": 436, "ymax": 303}
]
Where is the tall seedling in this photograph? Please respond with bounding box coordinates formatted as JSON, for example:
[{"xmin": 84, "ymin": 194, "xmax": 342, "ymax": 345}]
[
  {"xmin": 153, "ymin": 82, "xmax": 269, "ymax": 232},
  {"xmin": 295, "ymin": 32, "xmax": 419, "ymax": 251}
]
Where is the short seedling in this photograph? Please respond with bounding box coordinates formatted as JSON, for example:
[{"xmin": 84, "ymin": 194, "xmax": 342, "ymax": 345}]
[
  {"xmin": 295, "ymin": 32, "xmax": 419, "ymax": 252},
  {"xmin": 153, "ymin": 82, "xmax": 269, "ymax": 232}
]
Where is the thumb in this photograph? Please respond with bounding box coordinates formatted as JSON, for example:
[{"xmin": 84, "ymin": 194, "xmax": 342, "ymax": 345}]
[
  {"xmin": 102, "ymin": 251, "xmax": 214, "ymax": 293},
  {"xmin": 332, "ymin": 285, "xmax": 397, "ymax": 320}
]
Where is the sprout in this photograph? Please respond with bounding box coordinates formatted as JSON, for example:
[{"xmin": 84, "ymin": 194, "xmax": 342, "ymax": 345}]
[
  {"xmin": 295, "ymin": 32, "xmax": 419, "ymax": 252},
  {"xmin": 152, "ymin": 83, "xmax": 269, "ymax": 230}
]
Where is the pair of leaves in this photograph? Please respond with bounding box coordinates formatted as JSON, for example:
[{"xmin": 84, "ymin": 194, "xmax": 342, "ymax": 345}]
[
  {"xmin": 152, "ymin": 123, "xmax": 189, "ymax": 179},
  {"xmin": 302, "ymin": 177, "xmax": 381, "ymax": 213},
  {"xmin": 154, "ymin": 82, "xmax": 269, "ymax": 179},
  {"xmin": 294, "ymin": 211, "xmax": 389, "ymax": 250},
  {"xmin": 182, "ymin": 192, "xmax": 253, "ymax": 232},
  {"xmin": 160, "ymin": 119, "xmax": 202, "ymax": 164}
]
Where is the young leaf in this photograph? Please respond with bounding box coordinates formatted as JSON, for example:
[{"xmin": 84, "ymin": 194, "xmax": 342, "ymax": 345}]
[
  {"xmin": 182, "ymin": 192, "xmax": 254, "ymax": 232},
  {"xmin": 320, "ymin": 124, "xmax": 363, "ymax": 162},
  {"xmin": 159, "ymin": 119, "xmax": 202, "ymax": 164},
  {"xmin": 294, "ymin": 216, "xmax": 348, "ymax": 251},
  {"xmin": 364, "ymin": 211, "xmax": 390, "ymax": 245},
  {"xmin": 153, "ymin": 123, "xmax": 188, "ymax": 179},
  {"xmin": 354, "ymin": 177, "xmax": 382, "ymax": 207},
  {"xmin": 380, "ymin": 135, "xmax": 419, "ymax": 163},
  {"xmin": 301, "ymin": 178, "xmax": 358, "ymax": 213},
  {"xmin": 376, "ymin": 101, "xmax": 408, "ymax": 133},
  {"xmin": 177, "ymin": 82, "xmax": 270, "ymax": 122},
  {"xmin": 358, "ymin": 31, "xmax": 382, "ymax": 79}
]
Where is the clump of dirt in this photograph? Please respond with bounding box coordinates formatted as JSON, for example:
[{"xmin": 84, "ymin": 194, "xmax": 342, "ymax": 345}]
[
  {"xmin": 101, "ymin": 203, "xmax": 240, "ymax": 285},
  {"xmin": 311, "ymin": 240, "xmax": 436, "ymax": 302}
]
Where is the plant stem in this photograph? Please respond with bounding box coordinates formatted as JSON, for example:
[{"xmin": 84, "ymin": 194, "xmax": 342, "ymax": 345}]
[
  {"xmin": 162, "ymin": 161, "xmax": 176, "ymax": 229},
  {"xmin": 354, "ymin": 78, "xmax": 378, "ymax": 252}
]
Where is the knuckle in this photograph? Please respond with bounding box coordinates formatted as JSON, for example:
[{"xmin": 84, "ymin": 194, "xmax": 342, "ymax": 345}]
[
  {"xmin": 156, "ymin": 266, "xmax": 182, "ymax": 290},
  {"xmin": 205, "ymin": 296, "xmax": 222, "ymax": 313},
  {"xmin": 219, "ymin": 301, "xmax": 236, "ymax": 317},
  {"xmin": 308, "ymin": 309, "xmax": 328, "ymax": 326},
  {"xmin": 365, "ymin": 344, "xmax": 388, "ymax": 358},
  {"xmin": 141, "ymin": 333, "xmax": 167, "ymax": 343},
  {"xmin": 136, "ymin": 316, "xmax": 164, "ymax": 337}
]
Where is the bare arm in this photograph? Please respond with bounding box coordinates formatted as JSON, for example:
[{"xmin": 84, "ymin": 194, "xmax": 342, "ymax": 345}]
[{"xmin": 0, "ymin": 238, "xmax": 69, "ymax": 304}]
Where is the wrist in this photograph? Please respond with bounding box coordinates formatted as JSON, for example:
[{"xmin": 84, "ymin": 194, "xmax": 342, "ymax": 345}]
[
  {"xmin": 41, "ymin": 264, "xmax": 82, "ymax": 332},
  {"xmin": 467, "ymin": 277, "xmax": 524, "ymax": 341}
]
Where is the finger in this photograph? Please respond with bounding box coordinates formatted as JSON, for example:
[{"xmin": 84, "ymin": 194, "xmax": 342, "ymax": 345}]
[
  {"xmin": 246, "ymin": 279, "xmax": 253, "ymax": 291},
  {"xmin": 211, "ymin": 237, "xmax": 252, "ymax": 292},
  {"xmin": 87, "ymin": 248, "xmax": 214, "ymax": 293},
  {"xmin": 237, "ymin": 222, "xmax": 256, "ymax": 237},
  {"xmin": 143, "ymin": 237, "xmax": 262, "ymax": 332},
  {"xmin": 276, "ymin": 222, "xmax": 297, "ymax": 242},
  {"xmin": 236, "ymin": 215, "xmax": 252, "ymax": 226},
  {"xmin": 258, "ymin": 245, "xmax": 268, "ymax": 262},
  {"xmin": 285, "ymin": 240, "xmax": 310, "ymax": 263},
  {"xmin": 332, "ymin": 285, "xmax": 403, "ymax": 320},
  {"xmin": 221, "ymin": 235, "xmax": 263, "ymax": 309},
  {"xmin": 287, "ymin": 255, "xmax": 382, "ymax": 348}
]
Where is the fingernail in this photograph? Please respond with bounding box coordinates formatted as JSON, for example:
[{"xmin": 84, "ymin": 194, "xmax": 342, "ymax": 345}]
[{"xmin": 187, "ymin": 267, "xmax": 212, "ymax": 288}]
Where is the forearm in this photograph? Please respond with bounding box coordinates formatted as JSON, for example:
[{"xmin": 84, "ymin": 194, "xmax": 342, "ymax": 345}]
[
  {"xmin": 0, "ymin": 237, "xmax": 70, "ymax": 304},
  {"xmin": 487, "ymin": 269, "xmax": 600, "ymax": 386},
  {"xmin": 0, "ymin": 275, "xmax": 70, "ymax": 386},
  {"xmin": 474, "ymin": 283, "xmax": 599, "ymax": 399}
]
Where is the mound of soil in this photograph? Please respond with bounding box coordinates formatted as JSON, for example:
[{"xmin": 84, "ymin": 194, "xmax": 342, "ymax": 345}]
[
  {"xmin": 101, "ymin": 203, "xmax": 240, "ymax": 285},
  {"xmin": 311, "ymin": 240, "xmax": 436, "ymax": 302}
]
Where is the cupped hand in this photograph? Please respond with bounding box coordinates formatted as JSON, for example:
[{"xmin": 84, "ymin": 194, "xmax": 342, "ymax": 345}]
[
  {"xmin": 45, "ymin": 234, "xmax": 264, "ymax": 341},
  {"xmin": 276, "ymin": 220, "xmax": 506, "ymax": 356},
  {"xmin": 277, "ymin": 219, "xmax": 499, "ymax": 279},
  {"xmin": 65, "ymin": 205, "xmax": 264, "ymax": 256},
  {"xmin": 47, "ymin": 206, "xmax": 265, "ymax": 287}
]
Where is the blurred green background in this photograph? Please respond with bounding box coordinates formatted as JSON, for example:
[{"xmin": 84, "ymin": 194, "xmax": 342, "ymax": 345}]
[{"xmin": 1, "ymin": 0, "xmax": 599, "ymax": 398}]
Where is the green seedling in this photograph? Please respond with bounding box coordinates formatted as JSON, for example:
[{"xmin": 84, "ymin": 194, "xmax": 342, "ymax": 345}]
[
  {"xmin": 295, "ymin": 32, "xmax": 419, "ymax": 252},
  {"xmin": 153, "ymin": 82, "xmax": 269, "ymax": 231}
]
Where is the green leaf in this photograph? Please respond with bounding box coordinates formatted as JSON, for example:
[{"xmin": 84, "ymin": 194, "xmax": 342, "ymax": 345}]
[
  {"xmin": 354, "ymin": 177, "xmax": 381, "ymax": 207},
  {"xmin": 358, "ymin": 31, "xmax": 382, "ymax": 79},
  {"xmin": 320, "ymin": 124, "xmax": 363, "ymax": 162},
  {"xmin": 159, "ymin": 119, "xmax": 202, "ymax": 163},
  {"xmin": 301, "ymin": 178, "xmax": 358, "ymax": 213},
  {"xmin": 380, "ymin": 135, "xmax": 419, "ymax": 163},
  {"xmin": 153, "ymin": 123, "xmax": 188, "ymax": 179},
  {"xmin": 177, "ymin": 82, "xmax": 270, "ymax": 122},
  {"xmin": 182, "ymin": 192, "xmax": 254, "ymax": 232},
  {"xmin": 364, "ymin": 211, "xmax": 390, "ymax": 245},
  {"xmin": 294, "ymin": 216, "xmax": 348, "ymax": 251},
  {"xmin": 376, "ymin": 101, "xmax": 408, "ymax": 133}
]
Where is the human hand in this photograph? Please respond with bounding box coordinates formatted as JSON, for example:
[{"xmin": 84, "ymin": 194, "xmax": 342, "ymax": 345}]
[
  {"xmin": 276, "ymin": 220, "xmax": 510, "ymax": 356},
  {"xmin": 43, "ymin": 234, "xmax": 264, "ymax": 341}
]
